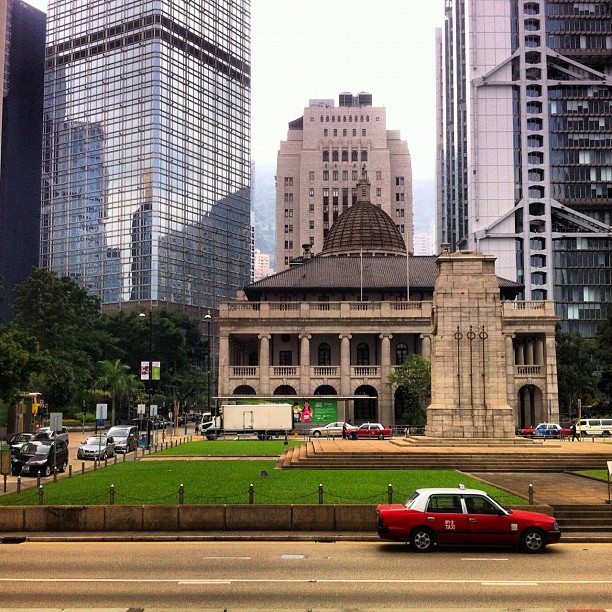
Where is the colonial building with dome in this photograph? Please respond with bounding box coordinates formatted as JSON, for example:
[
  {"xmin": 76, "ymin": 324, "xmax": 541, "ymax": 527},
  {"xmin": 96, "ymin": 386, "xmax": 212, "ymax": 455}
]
[{"xmin": 218, "ymin": 173, "xmax": 560, "ymax": 437}]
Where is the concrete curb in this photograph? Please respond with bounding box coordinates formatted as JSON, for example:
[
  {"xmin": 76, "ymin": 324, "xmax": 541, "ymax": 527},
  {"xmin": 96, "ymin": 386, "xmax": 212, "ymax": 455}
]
[{"xmin": 1, "ymin": 531, "xmax": 610, "ymax": 544}]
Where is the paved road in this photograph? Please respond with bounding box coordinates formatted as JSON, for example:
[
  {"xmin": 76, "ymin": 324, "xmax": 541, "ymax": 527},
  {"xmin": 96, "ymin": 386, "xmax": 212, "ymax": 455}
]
[{"xmin": 0, "ymin": 540, "xmax": 611, "ymax": 609}]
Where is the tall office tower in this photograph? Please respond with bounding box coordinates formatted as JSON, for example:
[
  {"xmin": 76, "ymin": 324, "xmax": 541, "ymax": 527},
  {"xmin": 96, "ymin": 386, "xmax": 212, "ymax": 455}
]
[
  {"xmin": 437, "ymin": 0, "xmax": 612, "ymax": 336},
  {"xmin": 0, "ymin": 0, "xmax": 45, "ymax": 320},
  {"xmin": 41, "ymin": 0, "xmax": 251, "ymax": 313},
  {"xmin": 276, "ymin": 92, "xmax": 412, "ymax": 269}
]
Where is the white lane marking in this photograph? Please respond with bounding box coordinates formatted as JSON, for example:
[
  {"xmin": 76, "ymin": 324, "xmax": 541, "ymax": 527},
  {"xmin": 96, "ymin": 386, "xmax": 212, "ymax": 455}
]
[
  {"xmin": 2, "ymin": 578, "xmax": 612, "ymax": 585},
  {"xmin": 461, "ymin": 558, "xmax": 509, "ymax": 561},
  {"xmin": 180, "ymin": 580, "xmax": 232, "ymax": 585},
  {"xmin": 280, "ymin": 554, "xmax": 305, "ymax": 559}
]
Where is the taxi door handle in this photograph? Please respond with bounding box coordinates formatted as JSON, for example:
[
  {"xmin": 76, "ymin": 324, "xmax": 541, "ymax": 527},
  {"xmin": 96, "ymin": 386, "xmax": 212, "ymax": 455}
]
[
  {"xmin": 468, "ymin": 518, "xmax": 477, "ymax": 522},
  {"xmin": 427, "ymin": 516, "xmax": 435, "ymax": 521}
]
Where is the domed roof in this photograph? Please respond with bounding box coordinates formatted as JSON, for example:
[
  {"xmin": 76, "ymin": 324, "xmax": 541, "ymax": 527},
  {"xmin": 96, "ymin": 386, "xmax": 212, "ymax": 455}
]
[{"xmin": 321, "ymin": 174, "xmax": 407, "ymax": 257}]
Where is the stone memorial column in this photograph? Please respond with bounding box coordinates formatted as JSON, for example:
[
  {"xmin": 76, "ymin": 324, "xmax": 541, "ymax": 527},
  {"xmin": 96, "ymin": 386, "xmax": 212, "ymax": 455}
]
[{"xmin": 258, "ymin": 334, "xmax": 271, "ymax": 396}]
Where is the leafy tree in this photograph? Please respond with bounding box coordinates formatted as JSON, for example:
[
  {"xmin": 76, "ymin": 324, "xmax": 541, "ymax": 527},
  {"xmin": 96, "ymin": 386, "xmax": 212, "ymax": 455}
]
[
  {"xmin": 101, "ymin": 308, "xmax": 208, "ymax": 413},
  {"xmin": 11, "ymin": 269, "xmax": 114, "ymax": 412},
  {"xmin": 0, "ymin": 327, "xmax": 48, "ymax": 403},
  {"xmin": 388, "ymin": 354, "xmax": 431, "ymax": 425},
  {"xmin": 555, "ymin": 326, "xmax": 597, "ymax": 419},
  {"xmin": 93, "ymin": 359, "xmax": 135, "ymax": 426}
]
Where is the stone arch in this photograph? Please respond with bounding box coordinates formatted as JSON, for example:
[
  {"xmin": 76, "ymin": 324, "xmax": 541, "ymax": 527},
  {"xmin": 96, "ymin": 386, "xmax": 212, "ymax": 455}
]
[
  {"xmin": 233, "ymin": 385, "xmax": 256, "ymax": 395},
  {"xmin": 517, "ymin": 384, "xmax": 545, "ymax": 428},
  {"xmin": 353, "ymin": 385, "xmax": 377, "ymax": 423},
  {"xmin": 314, "ymin": 385, "xmax": 337, "ymax": 395},
  {"xmin": 274, "ymin": 385, "xmax": 297, "ymax": 396}
]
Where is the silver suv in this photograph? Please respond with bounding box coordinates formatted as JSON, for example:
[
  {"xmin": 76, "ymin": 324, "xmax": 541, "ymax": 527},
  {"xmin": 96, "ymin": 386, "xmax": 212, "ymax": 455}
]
[{"xmin": 106, "ymin": 425, "xmax": 139, "ymax": 453}]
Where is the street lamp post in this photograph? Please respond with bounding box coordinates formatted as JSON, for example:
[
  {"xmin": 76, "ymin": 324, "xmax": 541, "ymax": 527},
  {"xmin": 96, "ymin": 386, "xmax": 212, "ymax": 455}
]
[
  {"xmin": 139, "ymin": 308, "xmax": 153, "ymax": 447},
  {"xmin": 204, "ymin": 309, "xmax": 212, "ymax": 416}
]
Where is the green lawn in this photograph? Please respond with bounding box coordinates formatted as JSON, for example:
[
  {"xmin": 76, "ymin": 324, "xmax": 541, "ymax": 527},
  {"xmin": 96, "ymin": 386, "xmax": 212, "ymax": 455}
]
[
  {"xmin": 577, "ymin": 469, "xmax": 609, "ymax": 481},
  {"xmin": 1, "ymin": 460, "xmax": 527, "ymax": 507},
  {"xmin": 157, "ymin": 439, "xmax": 303, "ymax": 456}
]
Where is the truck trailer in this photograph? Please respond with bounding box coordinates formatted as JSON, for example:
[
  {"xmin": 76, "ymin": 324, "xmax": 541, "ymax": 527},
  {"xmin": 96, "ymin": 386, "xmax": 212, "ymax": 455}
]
[{"xmin": 201, "ymin": 403, "xmax": 294, "ymax": 440}]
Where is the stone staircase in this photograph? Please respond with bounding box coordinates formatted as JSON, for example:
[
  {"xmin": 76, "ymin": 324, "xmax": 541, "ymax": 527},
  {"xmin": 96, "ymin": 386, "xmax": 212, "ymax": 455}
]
[
  {"xmin": 277, "ymin": 442, "xmax": 612, "ymax": 472},
  {"xmin": 551, "ymin": 504, "xmax": 612, "ymax": 533}
]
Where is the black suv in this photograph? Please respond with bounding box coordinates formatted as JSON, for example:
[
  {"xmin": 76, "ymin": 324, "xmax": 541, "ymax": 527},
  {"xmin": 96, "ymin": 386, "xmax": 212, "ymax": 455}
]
[{"xmin": 11, "ymin": 440, "xmax": 69, "ymax": 477}]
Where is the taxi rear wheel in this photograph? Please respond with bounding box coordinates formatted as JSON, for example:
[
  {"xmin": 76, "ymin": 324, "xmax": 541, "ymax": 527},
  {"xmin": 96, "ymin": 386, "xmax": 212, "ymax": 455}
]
[
  {"xmin": 410, "ymin": 527, "xmax": 435, "ymax": 552},
  {"xmin": 520, "ymin": 528, "xmax": 546, "ymax": 553}
]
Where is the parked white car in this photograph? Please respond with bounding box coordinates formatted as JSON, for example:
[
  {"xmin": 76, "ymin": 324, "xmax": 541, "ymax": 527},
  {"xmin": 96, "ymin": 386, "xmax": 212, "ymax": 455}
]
[{"xmin": 309, "ymin": 422, "xmax": 357, "ymax": 438}]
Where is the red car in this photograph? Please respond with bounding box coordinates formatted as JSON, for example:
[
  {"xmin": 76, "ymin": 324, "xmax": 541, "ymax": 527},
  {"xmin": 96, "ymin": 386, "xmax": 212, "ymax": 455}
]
[
  {"xmin": 376, "ymin": 487, "xmax": 560, "ymax": 553},
  {"xmin": 349, "ymin": 422, "xmax": 392, "ymax": 439}
]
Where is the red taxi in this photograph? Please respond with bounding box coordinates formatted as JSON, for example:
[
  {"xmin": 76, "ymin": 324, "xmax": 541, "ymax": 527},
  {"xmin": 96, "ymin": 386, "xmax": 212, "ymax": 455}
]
[
  {"xmin": 376, "ymin": 487, "xmax": 560, "ymax": 553},
  {"xmin": 349, "ymin": 423, "xmax": 392, "ymax": 439}
]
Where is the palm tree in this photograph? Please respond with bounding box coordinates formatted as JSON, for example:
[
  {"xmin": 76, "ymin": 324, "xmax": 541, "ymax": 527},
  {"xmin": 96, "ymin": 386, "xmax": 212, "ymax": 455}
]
[{"xmin": 94, "ymin": 359, "xmax": 132, "ymax": 426}]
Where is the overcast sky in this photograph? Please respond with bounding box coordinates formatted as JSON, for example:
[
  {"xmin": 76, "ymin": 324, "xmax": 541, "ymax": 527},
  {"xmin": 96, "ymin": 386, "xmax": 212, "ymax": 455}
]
[{"xmin": 24, "ymin": 0, "xmax": 444, "ymax": 181}]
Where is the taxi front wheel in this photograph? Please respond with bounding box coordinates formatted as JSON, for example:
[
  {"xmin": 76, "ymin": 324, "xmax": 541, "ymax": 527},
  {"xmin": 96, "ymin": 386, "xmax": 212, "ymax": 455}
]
[
  {"xmin": 520, "ymin": 528, "xmax": 546, "ymax": 553},
  {"xmin": 410, "ymin": 527, "xmax": 435, "ymax": 552}
]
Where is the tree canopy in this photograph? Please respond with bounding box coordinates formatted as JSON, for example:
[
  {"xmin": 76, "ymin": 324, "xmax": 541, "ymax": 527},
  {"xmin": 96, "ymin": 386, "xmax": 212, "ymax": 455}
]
[{"xmin": 387, "ymin": 354, "xmax": 431, "ymax": 425}]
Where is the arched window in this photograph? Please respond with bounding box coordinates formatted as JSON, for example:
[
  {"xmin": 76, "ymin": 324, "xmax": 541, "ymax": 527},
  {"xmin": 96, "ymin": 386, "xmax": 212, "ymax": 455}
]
[
  {"xmin": 361, "ymin": 151, "xmax": 368, "ymax": 162},
  {"xmin": 318, "ymin": 343, "xmax": 331, "ymax": 366},
  {"xmin": 357, "ymin": 343, "xmax": 370, "ymax": 365},
  {"xmin": 351, "ymin": 151, "xmax": 358, "ymax": 162},
  {"xmin": 395, "ymin": 343, "xmax": 409, "ymax": 365},
  {"xmin": 322, "ymin": 151, "xmax": 329, "ymax": 162}
]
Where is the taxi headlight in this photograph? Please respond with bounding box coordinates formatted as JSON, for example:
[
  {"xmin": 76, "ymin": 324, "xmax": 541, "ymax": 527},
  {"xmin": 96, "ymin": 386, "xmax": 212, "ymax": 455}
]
[{"xmin": 553, "ymin": 521, "xmax": 559, "ymax": 530}]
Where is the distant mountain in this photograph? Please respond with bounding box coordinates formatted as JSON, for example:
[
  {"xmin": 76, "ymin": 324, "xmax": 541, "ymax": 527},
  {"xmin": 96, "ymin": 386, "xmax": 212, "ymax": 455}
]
[
  {"xmin": 251, "ymin": 165, "xmax": 436, "ymax": 268},
  {"xmin": 252, "ymin": 163, "xmax": 277, "ymax": 268}
]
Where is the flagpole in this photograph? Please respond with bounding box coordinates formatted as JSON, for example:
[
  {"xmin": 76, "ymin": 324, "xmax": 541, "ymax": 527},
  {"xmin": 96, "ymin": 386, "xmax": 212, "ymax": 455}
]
[{"xmin": 360, "ymin": 247, "xmax": 363, "ymax": 302}]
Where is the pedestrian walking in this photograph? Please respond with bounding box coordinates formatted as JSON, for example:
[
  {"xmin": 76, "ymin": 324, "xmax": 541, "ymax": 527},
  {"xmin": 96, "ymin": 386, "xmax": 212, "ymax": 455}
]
[
  {"xmin": 570, "ymin": 422, "xmax": 577, "ymax": 441},
  {"xmin": 342, "ymin": 422, "xmax": 347, "ymax": 439}
]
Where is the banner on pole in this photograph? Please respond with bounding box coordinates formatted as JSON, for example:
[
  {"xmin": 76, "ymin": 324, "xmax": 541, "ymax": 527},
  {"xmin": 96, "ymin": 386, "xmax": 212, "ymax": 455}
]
[
  {"xmin": 152, "ymin": 361, "xmax": 161, "ymax": 381},
  {"xmin": 140, "ymin": 361, "xmax": 150, "ymax": 381}
]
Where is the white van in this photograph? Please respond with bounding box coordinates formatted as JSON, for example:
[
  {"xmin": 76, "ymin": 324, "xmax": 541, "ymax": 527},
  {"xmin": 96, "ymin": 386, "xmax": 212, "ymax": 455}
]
[{"xmin": 577, "ymin": 418, "xmax": 612, "ymax": 437}]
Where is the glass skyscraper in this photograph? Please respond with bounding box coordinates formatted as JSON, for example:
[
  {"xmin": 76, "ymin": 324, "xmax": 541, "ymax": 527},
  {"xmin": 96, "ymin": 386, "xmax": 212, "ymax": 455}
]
[
  {"xmin": 41, "ymin": 0, "xmax": 251, "ymax": 312},
  {"xmin": 437, "ymin": 0, "xmax": 612, "ymax": 336}
]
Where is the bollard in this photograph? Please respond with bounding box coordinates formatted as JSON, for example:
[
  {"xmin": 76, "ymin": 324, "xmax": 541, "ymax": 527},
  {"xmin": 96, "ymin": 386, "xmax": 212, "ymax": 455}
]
[
  {"xmin": 319, "ymin": 482, "xmax": 323, "ymax": 505},
  {"xmin": 37, "ymin": 473, "xmax": 41, "ymax": 488},
  {"xmin": 53, "ymin": 467, "xmax": 57, "ymax": 483},
  {"xmin": 3, "ymin": 474, "xmax": 6, "ymax": 494},
  {"xmin": 104, "ymin": 456, "xmax": 108, "ymax": 468},
  {"xmin": 110, "ymin": 484, "xmax": 115, "ymax": 505},
  {"xmin": 179, "ymin": 483, "xmax": 184, "ymax": 505},
  {"xmin": 388, "ymin": 483, "xmax": 393, "ymax": 504},
  {"xmin": 528, "ymin": 483, "xmax": 533, "ymax": 504},
  {"xmin": 69, "ymin": 464, "xmax": 73, "ymax": 478},
  {"xmin": 82, "ymin": 461, "xmax": 85, "ymax": 475},
  {"xmin": 38, "ymin": 485, "xmax": 43, "ymax": 505},
  {"xmin": 93, "ymin": 459, "xmax": 97, "ymax": 471},
  {"xmin": 16, "ymin": 476, "xmax": 21, "ymax": 494},
  {"xmin": 114, "ymin": 454, "xmax": 117, "ymax": 465},
  {"xmin": 123, "ymin": 452, "xmax": 126, "ymax": 462},
  {"xmin": 249, "ymin": 483, "xmax": 254, "ymax": 504}
]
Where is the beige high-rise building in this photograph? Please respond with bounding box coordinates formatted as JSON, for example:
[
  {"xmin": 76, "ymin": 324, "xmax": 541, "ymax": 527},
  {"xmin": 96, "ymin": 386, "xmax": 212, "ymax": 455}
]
[{"xmin": 276, "ymin": 92, "xmax": 412, "ymax": 269}]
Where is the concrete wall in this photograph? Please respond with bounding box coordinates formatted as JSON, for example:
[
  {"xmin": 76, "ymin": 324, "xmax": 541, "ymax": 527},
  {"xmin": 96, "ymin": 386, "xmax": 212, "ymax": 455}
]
[{"xmin": 0, "ymin": 504, "xmax": 549, "ymax": 532}]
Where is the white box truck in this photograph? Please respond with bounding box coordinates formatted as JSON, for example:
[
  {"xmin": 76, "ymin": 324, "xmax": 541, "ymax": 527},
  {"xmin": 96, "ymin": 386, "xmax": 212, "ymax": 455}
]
[{"xmin": 201, "ymin": 403, "xmax": 294, "ymax": 440}]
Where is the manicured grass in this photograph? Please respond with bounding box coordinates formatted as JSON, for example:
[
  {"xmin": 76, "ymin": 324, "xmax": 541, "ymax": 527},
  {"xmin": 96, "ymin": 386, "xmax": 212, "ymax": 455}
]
[
  {"xmin": 0, "ymin": 460, "xmax": 527, "ymax": 506},
  {"xmin": 577, "ymin": 469, "xmax": 609, "ymax": 480},
  {"xmin": 157, "ymin": 439, "xmax": 303, "ymax": 456}
]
